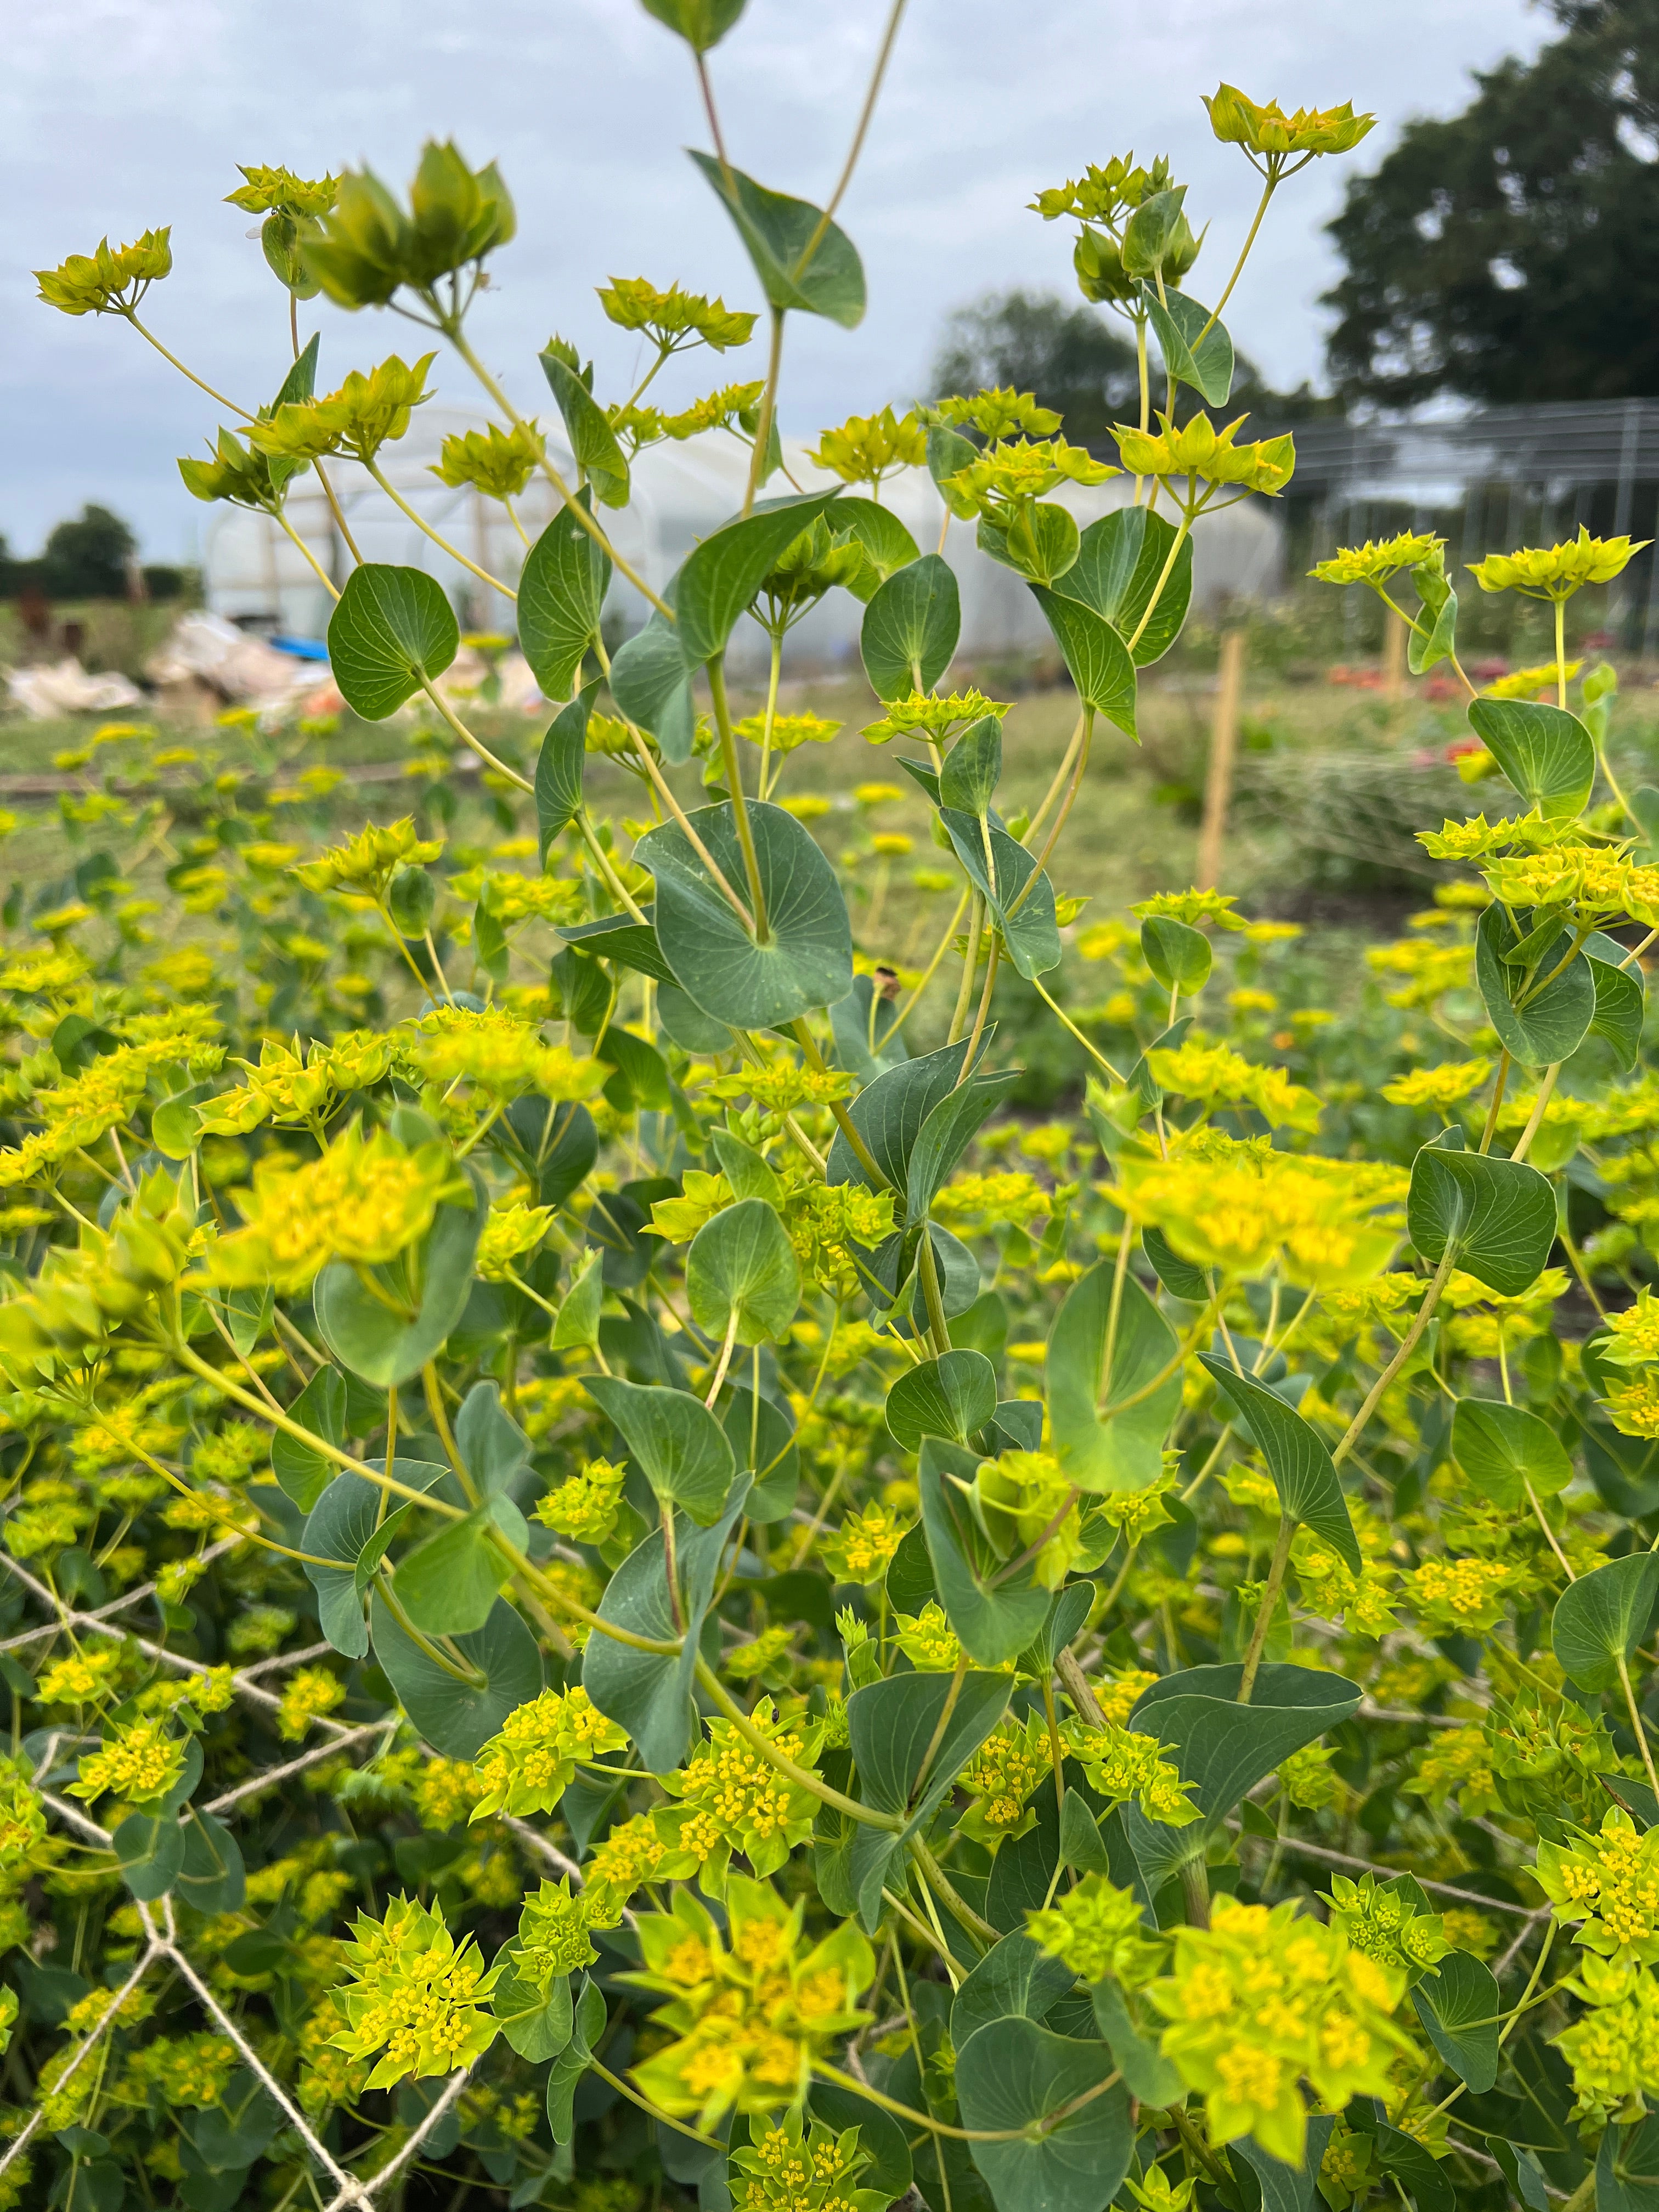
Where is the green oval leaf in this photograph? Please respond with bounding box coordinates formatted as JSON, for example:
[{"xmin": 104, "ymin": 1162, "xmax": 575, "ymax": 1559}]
[
  {"xmin": 831, "ymin": 497, "xmax": 921, "ymax": 602},
  {"xmin": 582, "ymin": 1485, "xmax": 749, "ymax": 1770},
  {"xmin": 1406, "ymin": 1139, "xmax": 1556, "ymax": 1296},
  {"xmin": 1588, "ymin": 945, "xmax": 1646, "ymax": 1072},
  {"xmin": 1551, "ymin": 1551, "xmax": 1659, "ymax": 1692},
  {"xmin": 1140, "ymin": 915, "xmax": 1211, "ymax": 996},
  {"xmin": 534, "ymin": 690, "xmax": 592, "ymax": 857},
  {"xmin": 327, "ymin": 564, "xmax": 459, "ymax": 721},
  {"xmin": 520, "ymin": 498, "xmax": 611, "ymax": 701},
  {"xmin": 301, "ymin": 1458, "xmax": 449, "ymax": 1656},
  {"xmin": 939, "ymin": 809, "xmax": 1062, "ymax": 981},
  {"xmin": 1048, "ymin": 1263, "xmax": 1182, "ymax": 1494},
  {"xmin": 1475, "ymin": 905, "xmax": 1595, "ymax": 1068},
  {"xmin": 955, "ymin": 2021, "xmax": 1132, "ymax": 2212},
  {"xmin": 608, "ymin": 611, "xmax": 696, "ymax": 764},
  {"xmin": 690, "ymin": 153, "xmax": 865, "ymax": 326},
  {"xmin": 369, "ymin": 1594, "xmax": 544, "ymax": 1760},
  {"xmin": 860, "ymin": 553, "xmax": 960, "ymax": 701},
  {"xmin": 394, "ymin": 1494, "xmax": 529, "ymax": 1637},
  {"xmin": 1030, "ymin": 584, "xmax": 1138, "ymax": 736},
  {"xmin": 313, "ymin": 1175, "xmax": 487, "ymax": 1386},
  {"xmin": 676, "ymin": 490, "xmax": 845, "ymax": 667},
  {"xmin": 1198, "ymin": 1355, "xmax": 1361, "ymax": 1571},
  {"xmin": 636, "ymin": 799, "xmax": 853, "ymax": 1027},
  {"xmin": 1467, "ymin": 697, "xmax": 1595, "ymax": 821},
  {"xmin": 918, "ymin": 1437, "xmax": 1054, "ymax": 1668},
  {"xmin": 538, "ymin": 350, "xmax": 630, "ymax": 509},
  {"xmin": 1144, "ymin": 285, "xmax": 1234, "ymax": 405},
  {"xmin": 1451, "ymin": 1396, "xmax": 1573, "ymax": 1509},
  {"xmin": 686, "ymin": 1197, "xmax": 800, "ymax": 1346},
  {"xmin": 1058, "ymin": 508, "xmax": 1193, "ymax": 668},
  {"xmin": 886, "ymin": 1348, "xmax": 998, "ymax": 1449},
  {"xmin": 1412, "ymin": 1950, "xmax": 1500, "ymax": 2094},
  {"xmin": 585, "ymin": 1375, "xmax": 735, "ymax": 1525}
]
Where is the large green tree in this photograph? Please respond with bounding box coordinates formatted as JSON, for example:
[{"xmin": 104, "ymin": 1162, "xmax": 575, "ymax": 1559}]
[{"xmin": 1324, "ymin": 0, "xmax": 1659, "ymax": 406}]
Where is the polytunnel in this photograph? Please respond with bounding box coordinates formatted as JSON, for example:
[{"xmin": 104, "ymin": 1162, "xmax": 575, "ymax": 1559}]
[{"xmin": 201, "ymin": 408, "xmax": 1285, "ymax": 679}]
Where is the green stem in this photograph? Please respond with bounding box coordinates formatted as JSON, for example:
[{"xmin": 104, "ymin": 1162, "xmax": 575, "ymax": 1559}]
[
  {"xmin": 706, "ymin": 653, "xmax": 769, "ymax": 938},
  {"xmin": 1124, "ymin": 512, "xmax": 1193, "ymax": 654},
  {"xmin": 1237, "ymin": 1515, "xmax": 1293, "ymax": 1704},
  {"xmin": 1330, "ymin": 1243, "xmax": 1458, "ymax": 1467},
  {"xmin": 1193, "ymin": 176, "xmax": 1276, "ymax": 345},
  {"xmin": 363, "ymin": 454, "xmax": 515, "ymax": 600},
  {"xmin": 694, "ymin": 1656, "xmax": 898, "ymax": 1829}
]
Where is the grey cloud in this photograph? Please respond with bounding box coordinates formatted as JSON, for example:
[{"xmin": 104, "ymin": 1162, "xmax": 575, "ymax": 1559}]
[{"xmin": 3, "ymin": 0, "xmax": 1541, "ymax": 557}]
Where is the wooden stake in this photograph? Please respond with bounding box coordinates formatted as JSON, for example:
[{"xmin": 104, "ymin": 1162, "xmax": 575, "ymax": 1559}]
[
  {"xmin": 1383, "ymin": 606, "xmax": 1408, "ymax": 703},
  {"xmin": 1196, "ymin": 627, "xmax": 1246, "ymax": 891}
]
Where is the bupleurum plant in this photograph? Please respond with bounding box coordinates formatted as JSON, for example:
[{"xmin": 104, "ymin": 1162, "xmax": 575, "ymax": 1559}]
[{"xmin": 3, "ymin": 7, "xmax": 1657, "ymax": 2208}]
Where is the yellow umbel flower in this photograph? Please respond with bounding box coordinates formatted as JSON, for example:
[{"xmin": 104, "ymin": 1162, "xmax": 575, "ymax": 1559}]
[
  {"xmin": 819, "ymin": 1503, "xmax": 909, "ymax": 1584},
  {"xmin": 862, "ymin": 691, "xmax": 1009, "ymax": 744},
  {"xmin": 1380, "ymin": 1060, "xmax": 1492, "ymax": 1109},
  {"xmin": 654, "ymin": 1702, "xmax": 823, "ymax": 1882},
  {"xmin": 1026, "ymin": 1872, "xmax": 1167, "ymax": 1986},
  {"xmin": 732, "ymin": 711, "xmax": 843, "ymax": 754},
  {"xmin": 250, "ymin": 353, "xmax": 436, "ymax": 463},
  {"xmin": 808, "ymin": 407, "xmax": 927, "ymax": 491},
  {"xmin": 475, "ymin": 1198, "xmax": 556, "ymax": 1281},
  {"xmin": 1063, "ymin": 1722, "xmax": 1198, "ymax": 1827},
  {"xmin": 1468, "ymin": 527, "xmax": 1649, "ymax": 600},
  {"xmin": 409, "ymin": 1006, "xmax": 603, "ymax": 1103},
  {"xmin": 1309, "ymin": 532, "xmax": 1443, "ymax": 586},
  {"xmin": 940, "ymin": 437, "xmax": 1116, "ymax": 518},
  {"xmin": 210, "ymin": 1121, "xmax": 469, "ymax": 1294},
  {"xmin": 597, "ymin": 276, "xmax": 756, "ymax": 352},
  {"xmin": 67, "ymin": 1718, "xmax": 186, "ymax": 1808},
  {"xmin": 1537, "ymin": 1808, "xmax": 1659, "ymax": 1963},
  {"xmin": 1113, "ymin": 413, "xmax": 1295, "ymax": 499},
  {"xmin": 294, "ymin": 817, "xmax": 443, "ymax": 899},
  {"xmin": 329, "ymin": 1893, "xmax": 500, "ymax": 2089},
  {"xmin": 430, "ymin": 420, "xmax": 542, "ymax": 499},
  {"xmin": 1204, "ymin": 84, "xmax": 1376, "ymax": 163},
  {"xmin": 1148, "ymin": 1895, "xmax": 1408, "ymax": 2165},
  {"xmin": 1148, "ymin": 1040, "xmax": 1321, "ymax": 1132},
  {"xmin": 624, "ymin": 1876, "xmax": 874, "ymax": 2128},
  {"xmin": 1122, "ymin": 1133, "xmax": 1406, "ymax": 1288},
  {"xmin": 36, "ymin": 229, "xmax": 173, "ymax": 316},
  {"xmin": 471, "ymin": 1686, "xmax": 628, "ymax": 1821}
]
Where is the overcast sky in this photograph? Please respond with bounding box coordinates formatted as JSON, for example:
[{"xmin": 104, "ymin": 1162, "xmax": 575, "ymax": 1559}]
[{"xmin": 4, "ymin": 0, "xmax": 1549, "ymax": 561}]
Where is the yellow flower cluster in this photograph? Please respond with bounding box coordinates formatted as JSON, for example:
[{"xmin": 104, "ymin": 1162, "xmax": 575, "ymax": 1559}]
[
  {"xmin": 656, "ymin": 1703, "xmax": 823, "ymax": 1882},
  {"xmin": 1308, "ymin": 533, "xmax": 1443, "ymax": 587},
  {"xmin": 625, "ymin": 1876, "xmax": 874, "ymax": 2128},
  {"xmin": 1483, "ymin": 845, "xmax": 1659, "ymax": 926},
  {"xmin": 1416, "ymin": 812, "xmax": 1566, "ymax": 861},
  {"xmin": 534, "ymin": 1458, "xmax": 628, "ymax": 1545},
  {"xmin": 0, "ymin": 1758, "xmax": 47, "ymax": 1868},
  {"xmin": 583, "ymin": 1813, "xmax": 669, "ymax": 1918},
  {"xmin": 475, "ymin": 1198, "xmax": 555, "ymax": 1281},
  {"xmin": 808, "ymin": 407, "xmax": 926, "ymax": 490},
  {"xmin": 1204, "ymin": 84, "xmax": 1376, "ymax": 160},
  {"xmin": 277, "ymin": 1666, "xmax": 346, "ymax": 1741},
  {"xmin": 1409, "ymin": 1556, "xmax": 1516, "ymax": 1633},
  {"xmin": 1063, "ymin": 1722, "xmax": 1198, "ymax": 1826},
  {"xmin": 1468, "ymin": 527, "xmax": 1648, "ymax": 599},
  {"xmin": 210, "ymin": 1122, "xmax": 468, "ymax": 1293},
  {"xmin": 329, "ymin": 1893, "xmax": 500, "ymax": 2089},
  {"xmin": 409, "ymin": 1006, "xmax": 602, "ymax": 1102},
  {"xmin": 1147, "ymin": 1040, "xmax": 1321, "ymax": 1132},
  {"xmin": 931, "ymin": 1171, "xmax": 1052, "ymax": 1236},
  {"xmin": 733, "ymin": 712, "xmax": 843, "ymax": 755},
  {"xmin": 1148, "ymin": 1897, "xmax": 1408, "ymax": 2165},
  {"xmin": 958, "ymin": 1714, "xmax": 1047, "ymax": 1843},
  {"xmin": 1537, "ymin": 1809, "xmax": 1659, "ymax": 1961},
  {"xmin": 251, "ymin": 353, "xmax": 436, "ymax": 464},
  {"xmin": 66, "ymin": 1720, "xmax": 185, "ymax": 1807},
  {"xmin": 470, "ymin": 1686, "xmax": 628, "ymax": 1821},
  {"xmin": 1123, "ymin": 1134, "xmax": 1406, "ymax": 1288},
  {"xmin": 819, "ymin": 1503, "xmax": 909, "ymax": 1584},
  {"xmin": 861, "ymin": 691, "xmax": 1009, "ymax": 746},
  {"xmin": 1555, "ymin": 1956, "xmax": 1659, "ymax": 2120},
  {"xmin": 1026, "ymin": 1872, "xmax": 1166, "ymax": 1986},
  {"xmin": 939, "ymin": 437, "xmax": 1117, "ymax": 517},
  {"xmin": 729, "ymin": 2108, "xmax": 883, "ymax": 2212},
  {"xmin": 292, "ymin": 817, "xmax": 443, "ymax": 899},
  {"xmin": 974, "ymin": 1450, "xmax": 1083, "ymax": 1588},
  {"xmin": 1380, "ymin": 1060, "xmax": 1491, "ymax": 1109},
  {"xmin": 1113, "ymin": 413, "xmax": 1295, "ymax": 499}
]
